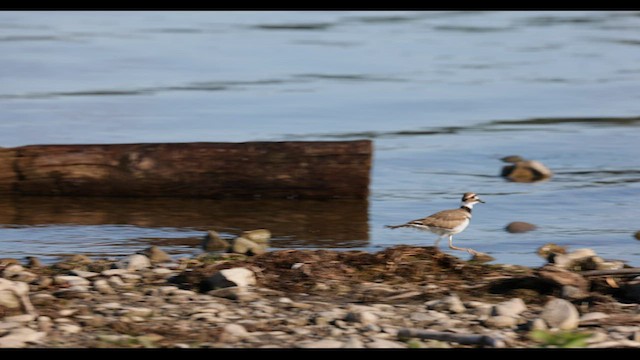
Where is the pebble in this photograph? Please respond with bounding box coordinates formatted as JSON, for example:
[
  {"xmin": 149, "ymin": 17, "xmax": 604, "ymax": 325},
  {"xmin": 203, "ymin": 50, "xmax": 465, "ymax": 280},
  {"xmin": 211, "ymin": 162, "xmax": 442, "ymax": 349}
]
[
  {"xmin": 57, "ymin": 323, "xmax": 82, "ymax": 334},
  {"xmin": 344, "ymin": 311, "xmax": 379, "ymax": 325},
  {"xmin": 138, "ymin": 246, "xmax": 172, "ymax": 263},
  {"xmin": 343, "ymin": 336, "xmax": 365, "ymax": 348},
  {"xmin": 484, "ymin": 315, "xmax": 519, "ymax": 328},
  {"xmin": 116, "ymin": 254, "xmax": 151, "ymax": 271},
  {"xmin": 492, "ymin": 298, "xmax": 527, "ymax": 317},
  {"xmin": 540, "ymin": 298, "xmax": 580, "ymax": 330}
]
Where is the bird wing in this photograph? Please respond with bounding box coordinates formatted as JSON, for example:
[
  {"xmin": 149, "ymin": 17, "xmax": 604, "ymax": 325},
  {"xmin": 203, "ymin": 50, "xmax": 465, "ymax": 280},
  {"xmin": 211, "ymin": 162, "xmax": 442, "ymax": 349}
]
[{"xmin": 415, "ymin": 209, "xmax": 471, "ymax": 228}]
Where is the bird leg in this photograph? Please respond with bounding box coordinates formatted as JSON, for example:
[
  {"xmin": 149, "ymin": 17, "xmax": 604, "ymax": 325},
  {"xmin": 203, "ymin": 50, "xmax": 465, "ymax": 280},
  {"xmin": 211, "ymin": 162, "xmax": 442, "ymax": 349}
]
[
  {"xmin": 434, "ymin": 236, "xmax": 443, "ymax": 247},
  {"xmin": 448, "ymin": 235, "xmax": 478, "ymax": 256}
]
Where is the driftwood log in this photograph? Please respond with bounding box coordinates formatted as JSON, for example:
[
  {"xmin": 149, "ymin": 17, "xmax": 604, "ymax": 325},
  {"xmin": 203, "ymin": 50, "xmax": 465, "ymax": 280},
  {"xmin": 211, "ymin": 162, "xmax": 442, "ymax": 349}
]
[{"xmin": 0, "ymin": 140, "xmax": 372, "ymax": 199}]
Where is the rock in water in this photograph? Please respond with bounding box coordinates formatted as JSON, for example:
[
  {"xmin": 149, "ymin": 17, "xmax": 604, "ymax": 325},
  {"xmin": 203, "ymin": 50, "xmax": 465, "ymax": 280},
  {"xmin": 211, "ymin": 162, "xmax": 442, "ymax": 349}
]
[
  {"xmin": 241, "ymin": 229, "xmax": 271, "ymax": 244},
  {"xmin": 634, "ymin": 231, "xmax": 640, "ymax": 241},
  {"xmin": 505, "ymin": 222, "xmax": 537, "ymax": 233},
  {"xmin": 540, "ymin": 298, "xmax": 579, "ymax": 330},
  {"xmin": 202, "ymin": 230, "xmax": 229, "ymax": 251},
  {"xmin": 231, "ymin": 237, "xmax": 266, "ymax": 256},
  {"xmin": 501, "ymin": 159, "xmax": 552, "ymax": 182}
]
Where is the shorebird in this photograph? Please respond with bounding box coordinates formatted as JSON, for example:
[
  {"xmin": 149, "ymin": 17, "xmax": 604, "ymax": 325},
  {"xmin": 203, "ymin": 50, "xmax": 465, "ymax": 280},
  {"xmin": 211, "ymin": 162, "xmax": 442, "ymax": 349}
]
[{"xmin": 385, "ymin": 192, "xmax": 485, "ymax": 255}]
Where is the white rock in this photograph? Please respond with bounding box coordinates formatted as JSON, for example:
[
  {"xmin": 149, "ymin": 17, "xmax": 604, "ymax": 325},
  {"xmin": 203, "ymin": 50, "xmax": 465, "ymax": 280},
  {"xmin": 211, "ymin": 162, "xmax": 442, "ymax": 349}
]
[
  {"xmin": 0, "ymin": 278, "xmax": 31, "ymax": 310},
  {"xmin": 3, "ymin": 264, "xmax": 24, "ymax": 277},
  {"xmin": 205, "ymin": 267, "xmax": 256, "ymax": 289},
  {"xmin": 540, "ymin": 298, "xmax": 579, "ymax": 330},
  {"xmin": 580, "ymin": 312, "xmax": 610, "ymax": 323},
  {"xmin": 0, "ymin": 327, "xmax": 46, "ymax": 348},
  {"xmin": 3, "ymin": 314, "xmax": 36, "ymax": 323},
  {"xmin": 57, "ymin": 323, "xmax": 82, "ymax": 334},
  {"xmin": 492, "ymin": 298, "xmax": 527, "ymax": 317},
  {"xmin": 54, "ymin": 275, "xmax": 91, "ymax": 287},
  {"xmin": 101, "ymin": 269, "xmax": 130, "ymax": 276},
  {"xmin": 93, "ymin": 279, "xmax": 116, "ymax": 295},
  {"xmin": 222, "ymin": 323, "xmax": 249, "ymax": 338},
  {"xmin": 70, "ymin": 270, "xmax": 99, "ymax": 278},
  {"xmin": 115, "ymin": 254, "xmax": 151, "ymax": 271}
]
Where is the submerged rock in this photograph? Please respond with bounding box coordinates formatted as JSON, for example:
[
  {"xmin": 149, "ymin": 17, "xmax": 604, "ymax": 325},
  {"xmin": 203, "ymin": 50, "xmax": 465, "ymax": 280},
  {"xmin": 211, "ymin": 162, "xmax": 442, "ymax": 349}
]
[
  {"xmin": 501, "ymin": 159, "xmax": 552, "ymax": 182},
  {"xmin": 505, "ymin": 222, "xmax": 537, "ymax": 233}
]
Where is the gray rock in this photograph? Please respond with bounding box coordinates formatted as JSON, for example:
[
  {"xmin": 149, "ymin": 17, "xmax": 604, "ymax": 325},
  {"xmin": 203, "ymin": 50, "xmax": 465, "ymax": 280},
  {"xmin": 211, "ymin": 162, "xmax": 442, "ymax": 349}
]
[
  {"xmin": 204, "ymin": 267, "xmax": 256, "ymax": 290},
  {"xmin": 484, "ymin": 315, "xmax": 519, "ymax": 328},
  {"xmin": 116, "ymin": 254, "xmax": 151, "ymax": 271},
  {"xmin": 428, "ymin": 294, "xmax": 466, "ymax": 313},
  {"xmin": 138, "ymin": 246, "xmax": 172, "ymax": 263},
  {"xmin": 344, "ymin": 311, "xmax": 379, "ymax": 326},
  {"xmin": 366, "ymin": 338, "xmax": 406, "ymax": 348},
  {"xmin": 231, "ymin": 237, "xmax": 266, "ymax": 256},
  {"xmin": 505, "ymin": 222, "xmax": 537, "ymax": 233},
  {"xmin": 540, "ymin": 298, "xmax": 579, "ymax": 330},
  {"xmin": 561, "ymin": 285, "xmax": 589, "ymax": 300},
  {"xmin": 202, "ymin": 230, "xmax": 230, "ymax": 251},
  {"xmin": 241, "ymin": 229, "xmax": 271, "ymax": 244},
  {"xmin": 298, "ymin": 339, "xmax": 345, "ymax": 348},
  {"xmin": 492, "ymin": 298, "xmax": 527, "ymax": 317}
]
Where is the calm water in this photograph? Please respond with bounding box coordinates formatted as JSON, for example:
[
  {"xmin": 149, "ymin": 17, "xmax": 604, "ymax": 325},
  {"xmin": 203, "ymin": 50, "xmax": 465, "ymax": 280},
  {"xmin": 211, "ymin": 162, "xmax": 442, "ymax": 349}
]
[{"xmin": 1, "ymin": 11, "xmax": 640, "ymax": 266}]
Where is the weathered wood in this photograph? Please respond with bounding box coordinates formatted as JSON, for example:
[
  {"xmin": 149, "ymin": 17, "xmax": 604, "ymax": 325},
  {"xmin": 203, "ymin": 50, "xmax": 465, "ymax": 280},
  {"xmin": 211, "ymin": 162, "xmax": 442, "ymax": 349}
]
[
  {"xmin": 0, "ymin": 140, "xmax": 371, "ymax": 199},
  {"xmin": 580, "ymin": 268, "xmax": 640, "ymax": 277},
  {"xmin": 397, "ymin": 328, "xmax": 505, "ymax": 348}
]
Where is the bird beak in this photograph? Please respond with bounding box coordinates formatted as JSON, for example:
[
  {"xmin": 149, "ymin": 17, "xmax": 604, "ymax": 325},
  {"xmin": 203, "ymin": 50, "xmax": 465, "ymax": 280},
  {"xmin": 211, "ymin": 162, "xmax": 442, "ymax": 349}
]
[{"xmin": 478, "ymin": 198, "xmax": 485, "ymax": 203}]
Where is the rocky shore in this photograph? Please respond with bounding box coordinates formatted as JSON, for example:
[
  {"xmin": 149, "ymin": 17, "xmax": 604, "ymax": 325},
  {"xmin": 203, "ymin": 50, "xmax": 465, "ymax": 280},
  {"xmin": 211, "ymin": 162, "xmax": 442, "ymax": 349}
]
[{"xmin": 2, "ymin": 242, "xmax": 640, "ymax": 348}]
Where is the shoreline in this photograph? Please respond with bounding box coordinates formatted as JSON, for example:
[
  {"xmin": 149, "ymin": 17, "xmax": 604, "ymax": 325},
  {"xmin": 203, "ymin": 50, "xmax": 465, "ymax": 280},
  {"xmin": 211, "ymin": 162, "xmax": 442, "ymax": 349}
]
[{"xmin": 1, "ymin": 245, "xmax": 640, "ymax": 348}]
